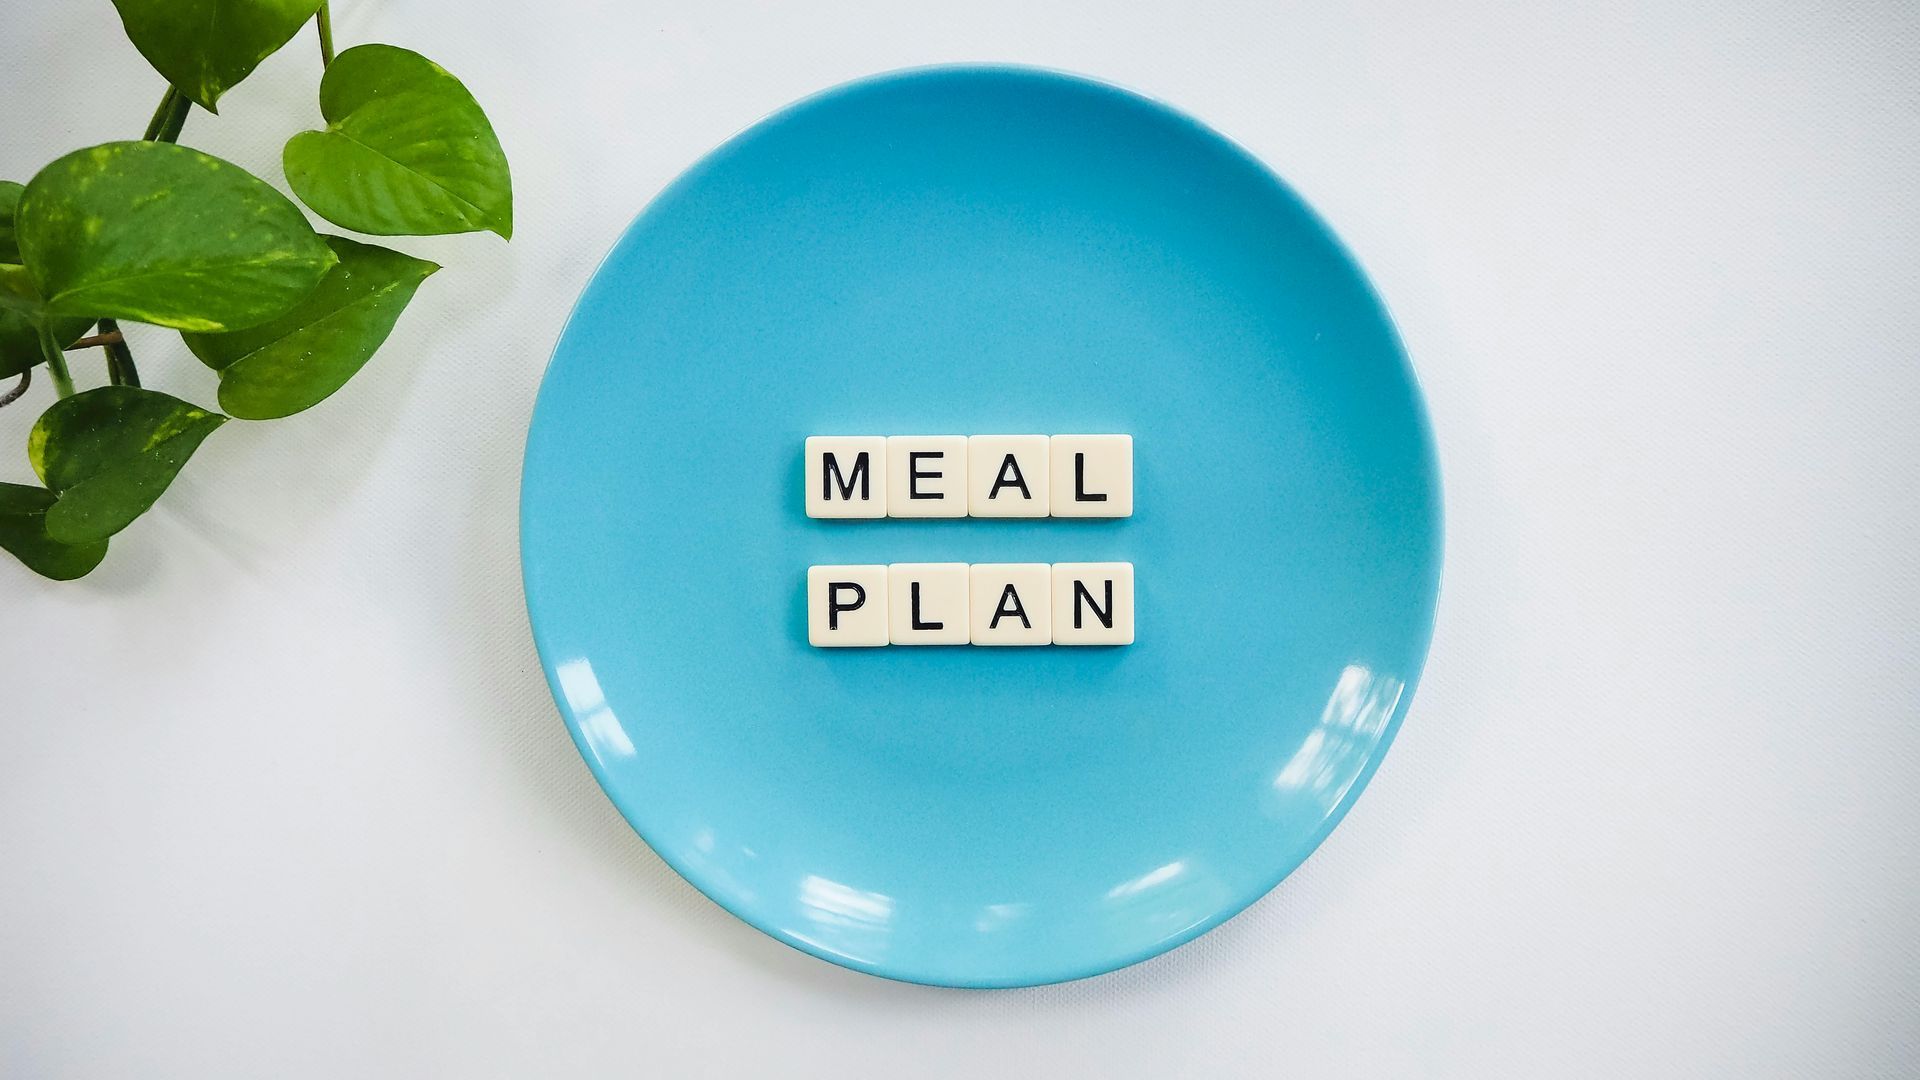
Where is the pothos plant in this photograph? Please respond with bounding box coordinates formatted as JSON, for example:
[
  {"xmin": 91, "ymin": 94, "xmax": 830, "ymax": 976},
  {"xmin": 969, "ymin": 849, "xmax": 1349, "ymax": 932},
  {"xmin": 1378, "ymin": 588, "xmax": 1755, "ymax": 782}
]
[{"xmin": 0, "ymin": 0, "xmax": 511, "ymax": 579}]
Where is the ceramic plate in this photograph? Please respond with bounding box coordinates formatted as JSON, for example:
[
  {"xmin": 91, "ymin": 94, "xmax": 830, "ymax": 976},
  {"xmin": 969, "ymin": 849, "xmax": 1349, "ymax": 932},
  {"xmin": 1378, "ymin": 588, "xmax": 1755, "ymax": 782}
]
[{"xmin": 521, "ymin": 65, "xmax": 1441, "ymax": 987}]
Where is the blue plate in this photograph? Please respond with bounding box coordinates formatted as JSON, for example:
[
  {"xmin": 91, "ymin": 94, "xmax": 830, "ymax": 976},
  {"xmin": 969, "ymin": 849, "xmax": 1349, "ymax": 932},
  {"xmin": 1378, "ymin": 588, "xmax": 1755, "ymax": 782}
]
[{"xmin": 521, "ymin": 65, "xmax": 1441, "ymax": 987}]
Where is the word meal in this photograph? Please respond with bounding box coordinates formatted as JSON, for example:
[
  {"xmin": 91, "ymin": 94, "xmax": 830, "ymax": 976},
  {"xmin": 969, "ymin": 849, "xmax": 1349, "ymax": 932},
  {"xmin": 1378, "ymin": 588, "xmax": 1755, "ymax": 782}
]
[{"xmin": 803, "ymin": 434, "xmax": 1135, "ymax": 647}]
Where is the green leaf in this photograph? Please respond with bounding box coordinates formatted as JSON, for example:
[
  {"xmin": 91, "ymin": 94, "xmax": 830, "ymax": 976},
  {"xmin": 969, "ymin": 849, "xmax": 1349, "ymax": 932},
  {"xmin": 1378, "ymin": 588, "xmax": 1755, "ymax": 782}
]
[
  {"xmin": 0, "ymin": 264, "xmax": 92, "ymax": 379},
  {"xmin": 0, "ymin": 263, "xmax": 39, "ymax": 314},
  {"xmin": 183, "ymin": 235, "xmax": 437, "ymax": 418},
  {"xmin": 0, "ymin": 483, "xmax": 109, "ymax": 580},
  {"xmin": 0, "ymin": 309, "xmax": 41, "ymax": 378},
  {"xmin": 16, "ymin": 142, "xmax": 336, "ymax": 332},
  {"xmin": 0, "ymin": 180, "xmax": 23, "ymax": 263},
  {"xmin": 109, "ymin": 0, "xmax": 321, "ymax": 112},
  {"xmin": 28, "ymin": 386, "xmax": 226, "ymax": 543},
  {"xmin": 284, "ymin": 44, "xmax": 513, "ymax": 239},
  {"xmin": 0, "ymin": 311, "xmax": 94, "ymax": 380},
  {"xmin": 0, "ymin": 266, "xmax": 44, "ymax": 379}
]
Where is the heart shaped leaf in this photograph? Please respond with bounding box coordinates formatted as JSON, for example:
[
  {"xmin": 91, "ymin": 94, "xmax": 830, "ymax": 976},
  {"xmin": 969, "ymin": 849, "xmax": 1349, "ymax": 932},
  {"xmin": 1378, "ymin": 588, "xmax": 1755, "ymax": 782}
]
[
  {"xmin": 0, "ymin": 179, "xmax": 23, "ymax": 263},
  {"xmin": 0, "ymin": 311, "xmax": 95, "ymax": 380},
  {"xmin": 183, "ymin": 235, "xmax": 438, "ymax": 418},
  {"xmin": 0, "ymin": 483, "xmax": 109, "ymax": 580},
  {"xmin": 28, "ymin": 386, "xmax": 226, "ymax": 543},
  {"xmin": 0, "ymin": 309, "xmax": 42, "ymax": 379},
  {"xmin": 0, "ymin": 262, "xmax": 39, "ymax": 314},
  {"xmin": 17, "ymin": 141, "xmax": 337, "ymax": 332},
  {"xmin": 284, "ymin": 44, "xmax": 513, "ymax": 239},
  {"xmin": 109, "ymin": 0, "xmax": 322, "ymax": 112},
  {"xmin": 0, "ymin": 264, "xmax": 49, "ymax": 379},
  {"xmin": 0, "ymin": 263, "xmax": 93, "ymax": 380}
]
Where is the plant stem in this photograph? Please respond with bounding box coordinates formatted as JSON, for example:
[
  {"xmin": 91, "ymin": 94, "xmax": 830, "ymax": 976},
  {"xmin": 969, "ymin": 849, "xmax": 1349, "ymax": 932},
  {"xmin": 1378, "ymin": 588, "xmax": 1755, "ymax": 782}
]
[
  {"xmin": 141, "ymin": 85, "xmax": 189, "ymax": 142},
  {"xmin": 0, "ymin": 370, "xmax": 27, "ymax": 409},
  {"xmin": 99, "ymin": 319, "xmax": 140, "ymax": 388},
  {"xmin": 37, "ymin": 322, "xmax": 75, "ymax": 399},
  {"xmin": 140, "ymin": 86, "xmax": 175, "ymax": 139},
  {"xmin": 316, "ymin": 2, "xmax": 335, "ymax": 67},
  {"xmin": 65, "ymin": 330, "xmax": 124, "ymax": 351},
  {"xmin": 151, "ymin": 88, "xmax": 191, "ymax": 144}
]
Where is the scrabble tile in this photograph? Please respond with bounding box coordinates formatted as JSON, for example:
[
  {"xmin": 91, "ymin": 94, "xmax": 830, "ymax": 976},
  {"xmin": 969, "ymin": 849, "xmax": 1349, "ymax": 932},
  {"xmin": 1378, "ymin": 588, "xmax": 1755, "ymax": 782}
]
[
  {"xmin": 805, "ymin": 436, "xmax": 886, "ymax": 518},
  {"xmin": 808, "ymin": 564, "xmax": 889, "ymax": 646},
  {"xmin": 968, "ymin": 563, "xmax": 1053, "ymax": 645},
  {"xmin": 887, "ymin": 563, "xmax": 971, "ymax": 645},
  {"xmin": 967, "ymin": 435, "xmax": 1051, "ymax": 517},
  {"xmin": 1049, "ymin": 434, "xmax": 1132, "ymax": 518},
  {"xmin": 886, "ymin": 436, "xmax": 969, "ymax": 517},
  {"xmin": 1051, "ymin": 562, "xmax": 1135, "ymax": 645}
]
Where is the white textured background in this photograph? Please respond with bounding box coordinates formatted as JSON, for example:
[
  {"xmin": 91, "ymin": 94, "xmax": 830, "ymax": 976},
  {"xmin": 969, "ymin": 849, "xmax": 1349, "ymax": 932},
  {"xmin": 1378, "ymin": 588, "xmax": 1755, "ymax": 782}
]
[{"xmin": 4, "ymin": 2, "xmax": 1917, "ymax": 1076}]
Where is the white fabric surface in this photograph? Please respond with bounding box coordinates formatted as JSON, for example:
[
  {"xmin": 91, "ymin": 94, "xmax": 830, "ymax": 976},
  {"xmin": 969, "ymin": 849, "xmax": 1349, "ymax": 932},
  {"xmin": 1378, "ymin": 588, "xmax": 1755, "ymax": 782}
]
[{"xmin": 4, "ymin": 2, "xmax": 1916, "ymax": 1075}]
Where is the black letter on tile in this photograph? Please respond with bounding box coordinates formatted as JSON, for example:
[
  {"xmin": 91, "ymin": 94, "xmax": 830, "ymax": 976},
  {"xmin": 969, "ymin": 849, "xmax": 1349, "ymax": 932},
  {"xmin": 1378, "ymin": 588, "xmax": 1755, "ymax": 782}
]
[
  {"xmin": 988, "ymin": 454, "xmax": 1031, "ymax": 500},
  {"xmin": 828, "ymin": 582, "xmax": 866, "ymax": 630},
  {"xmin": 822, "ymin": 452, "xmax": 870, "ymax": 501},
  {"xmin": 909, "ymin": 452, "xmax": 943, "ymax": 500},
  {"xmin": 991, "ymin": 584, "xmax": 1031, "ymax": 629},
  {"xmin": 1074, "ymin": 453, "xmax": 1108, "ymax": 503},
  {"xmin": 910, "ymin": 582, "xmax": 943, "ymax": 630},
  {"xmin": 1072, "ymin": 579, "xmax": 1114, "ymax": 629}
]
